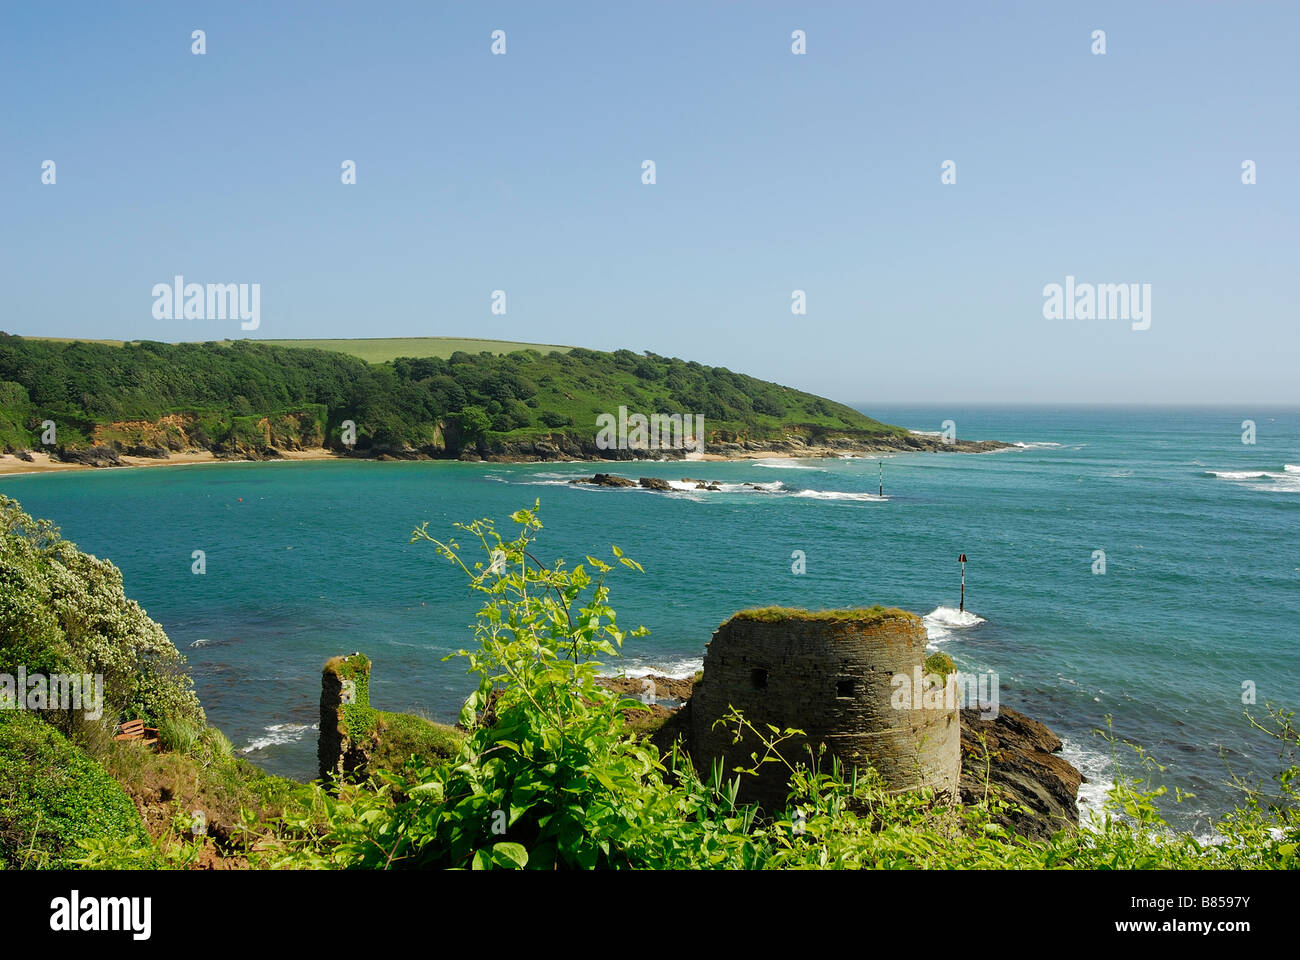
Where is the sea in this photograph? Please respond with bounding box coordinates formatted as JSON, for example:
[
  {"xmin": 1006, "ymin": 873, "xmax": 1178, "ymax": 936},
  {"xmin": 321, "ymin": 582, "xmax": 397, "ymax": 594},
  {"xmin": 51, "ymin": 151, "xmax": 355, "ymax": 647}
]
[{"xmin": 3, "ymin": 404, "xmax": 1297, "ymax": 835}]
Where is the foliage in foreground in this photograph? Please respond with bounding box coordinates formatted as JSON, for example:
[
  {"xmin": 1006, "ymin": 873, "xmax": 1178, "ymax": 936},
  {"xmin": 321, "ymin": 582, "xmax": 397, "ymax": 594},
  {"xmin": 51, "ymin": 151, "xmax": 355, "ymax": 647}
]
[
  {"xmin": 0, "ymin": 711, "xmax": 156, "ymax": 869},
  {"xmin": 0, "ymin": 494, "xmax": 325, "ymax": 870},
  {"xmin": 249, "ymin": 504, "xmax": 1299, "ymax": 870},
  {"xmin": 0, "ymin": 495, "xmax": 205, "ymax": 732}
]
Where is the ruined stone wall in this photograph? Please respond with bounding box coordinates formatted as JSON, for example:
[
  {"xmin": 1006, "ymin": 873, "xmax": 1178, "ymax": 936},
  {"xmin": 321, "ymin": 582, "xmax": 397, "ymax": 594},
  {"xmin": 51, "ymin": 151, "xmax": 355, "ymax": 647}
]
[
  {"xmin": 317, "ymin": 652, "xmax": 378, "ymax": 783},
  {"xmin": 688, "ymin": 611, "xmax": 960, "ymax": 810}
]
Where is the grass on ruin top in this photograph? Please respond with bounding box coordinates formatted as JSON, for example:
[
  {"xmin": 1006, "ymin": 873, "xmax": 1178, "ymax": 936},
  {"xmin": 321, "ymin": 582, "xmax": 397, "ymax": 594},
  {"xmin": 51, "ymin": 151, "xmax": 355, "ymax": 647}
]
[
  {"xmin": 324, "ymin": 653, "xmax": 374, "ymax": 684},
  {"xmin": 724, "ymin": 605, "xmax": 919, "ymax": 626}
]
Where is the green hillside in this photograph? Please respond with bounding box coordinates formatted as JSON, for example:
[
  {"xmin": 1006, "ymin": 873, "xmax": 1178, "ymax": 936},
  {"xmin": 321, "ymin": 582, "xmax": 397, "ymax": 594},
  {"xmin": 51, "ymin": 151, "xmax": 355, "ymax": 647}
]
[{"xmin": 0, "ymin": 333, "xmax": 905, "ymax": 458}]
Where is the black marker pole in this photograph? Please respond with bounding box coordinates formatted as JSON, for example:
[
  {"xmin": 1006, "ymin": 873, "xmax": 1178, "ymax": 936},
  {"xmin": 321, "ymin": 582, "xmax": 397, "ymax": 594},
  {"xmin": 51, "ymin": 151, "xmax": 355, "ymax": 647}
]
[{"xmin": 959, "ymin": 553, "xmax": 967, "ymax": 613}]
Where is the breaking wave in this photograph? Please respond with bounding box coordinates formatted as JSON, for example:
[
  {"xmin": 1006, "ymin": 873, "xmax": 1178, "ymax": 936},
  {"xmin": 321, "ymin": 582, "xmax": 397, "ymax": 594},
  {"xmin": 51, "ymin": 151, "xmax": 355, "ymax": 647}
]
[
  {"xmin": 792, "ymin": 489, "xmax": 887, "ymax": 501},
  {"xmin": 752, "ymin": 459, "xmax": 823, "ymax": 470},
  {"xmin": 1060, "ymin": 735, "xmax": 1116, "ymax": 824},
  {"xmin": 239, "ymin": 721, "xmax": 317, "ymax": 754},
  {"xmin": 606, "ymin": 656, "xmax": 703, "ymax": 680},
  {"xmin": 923, "ymin": 606, "xmax": 986, "ymax": 644},
  {"xmin": 1206, "ymin": 465, "xmax": 1300, "ymax": 493}
]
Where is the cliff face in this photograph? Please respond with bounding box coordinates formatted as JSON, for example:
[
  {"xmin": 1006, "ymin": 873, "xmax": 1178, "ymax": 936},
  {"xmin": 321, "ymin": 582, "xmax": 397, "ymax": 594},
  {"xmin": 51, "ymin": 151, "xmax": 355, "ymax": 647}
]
[{"xmin": 74, "ymin": 409, "xmax": 331, "ymax": 463}]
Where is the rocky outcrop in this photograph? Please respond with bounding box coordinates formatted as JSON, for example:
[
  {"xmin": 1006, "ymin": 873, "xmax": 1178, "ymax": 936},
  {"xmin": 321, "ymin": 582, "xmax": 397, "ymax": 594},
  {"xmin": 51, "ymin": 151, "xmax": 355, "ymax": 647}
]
[
  {"xmin": 569, "ymin": 473, "xmax": 637, "ymax": 488},
  {"xmin": 124, "ymin": 444, "xmax": 170, "ymax": 459},
  {"xmin": 959, "ymin": 706, "xmax": 1084, "ymax": 840},
  {"xmin": 341, "ymin": 442, "xmax": 447, "ymax": 462},
  {"xmin": 599, "ymin": 673, "xmax": 695, "ymax": 702},
  {"xmin": 53, "ymin": 445, "xmax": 123, "ymax": 467},
  {"xmin": 569, "ymin": 474, "xmax": 728, "ymax": 492},
  {"xmin": 213, "ymin": 443, "xmax": 283, "ymax": 461}
]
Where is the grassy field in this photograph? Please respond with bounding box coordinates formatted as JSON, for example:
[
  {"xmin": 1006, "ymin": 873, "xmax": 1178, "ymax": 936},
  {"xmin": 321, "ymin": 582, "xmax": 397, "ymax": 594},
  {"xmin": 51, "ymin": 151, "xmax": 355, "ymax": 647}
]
[
  {"xmin": 254, "ymin": 337, "xmax": 574, "ymax": 363},
  {"xmin": 21, "ymin": 337, "xmax": 127, "ymax": 347},
  {"xmin": 24, "ymin": 336, "xmax": 573, "ymax": 364}
]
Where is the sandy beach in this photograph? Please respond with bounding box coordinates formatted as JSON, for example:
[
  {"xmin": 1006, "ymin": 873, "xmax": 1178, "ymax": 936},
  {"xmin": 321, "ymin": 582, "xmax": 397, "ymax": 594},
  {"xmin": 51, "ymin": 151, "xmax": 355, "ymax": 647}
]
[{"xmin": 0, "ymin": 448, "xmax": 343, "ymax": 477}]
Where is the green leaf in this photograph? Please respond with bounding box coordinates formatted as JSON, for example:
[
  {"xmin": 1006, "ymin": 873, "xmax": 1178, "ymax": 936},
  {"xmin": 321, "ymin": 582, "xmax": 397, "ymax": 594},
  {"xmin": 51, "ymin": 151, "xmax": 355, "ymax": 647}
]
[
  {"xmin": 491, "ymin": 842, "xmax": 529, "ymax": 868},
  {"xmin": 459, "ymin": 690, "xmax": 481, "ymax": 729}
]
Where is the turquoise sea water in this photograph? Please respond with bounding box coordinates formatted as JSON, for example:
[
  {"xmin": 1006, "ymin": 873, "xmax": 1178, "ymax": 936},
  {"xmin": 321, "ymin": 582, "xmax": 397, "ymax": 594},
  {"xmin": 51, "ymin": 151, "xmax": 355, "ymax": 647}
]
[{"xmin": 3, "ymin": 405, "xmax": 1297, "ymax": 833}]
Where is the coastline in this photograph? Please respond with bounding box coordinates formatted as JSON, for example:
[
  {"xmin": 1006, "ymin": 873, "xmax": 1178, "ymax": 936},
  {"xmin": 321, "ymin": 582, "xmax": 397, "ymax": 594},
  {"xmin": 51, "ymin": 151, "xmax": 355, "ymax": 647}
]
[
  {"xmin": 0, "ymin": 448, "xmax": 340, "ymax": 477},
  {"xmin": 0, "ymin": 435, "xmax": 1010, "ymax": 478}
]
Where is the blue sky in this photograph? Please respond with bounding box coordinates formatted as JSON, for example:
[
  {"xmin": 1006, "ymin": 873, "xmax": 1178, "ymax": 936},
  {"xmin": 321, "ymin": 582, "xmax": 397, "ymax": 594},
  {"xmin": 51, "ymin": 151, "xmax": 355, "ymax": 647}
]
[{"xmin": 2, "ymin": 1, "xmax": 1296, "ymax": 404}]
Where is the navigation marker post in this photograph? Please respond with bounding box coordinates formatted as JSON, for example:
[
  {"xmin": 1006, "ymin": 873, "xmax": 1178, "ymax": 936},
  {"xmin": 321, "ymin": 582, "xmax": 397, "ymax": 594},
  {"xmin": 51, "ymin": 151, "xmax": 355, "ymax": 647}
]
[
  {"xmin": 959, "ymin": 554, "xmax": 967, "ymax": 613},
  {"xmin": 879, "ymin": 461, "xmax": 883, "ymax": 498}
]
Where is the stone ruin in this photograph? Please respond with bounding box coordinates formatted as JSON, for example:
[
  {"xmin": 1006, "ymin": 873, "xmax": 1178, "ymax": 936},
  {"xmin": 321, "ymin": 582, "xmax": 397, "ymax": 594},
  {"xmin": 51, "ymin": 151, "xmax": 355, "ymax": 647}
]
[
  {"xmin": 317, "ymin": 651, "xmax": 377, "ymax": 782},
  {"xmin": 685, "ymin": 607, "xmax": 961, "ymax": 809}
]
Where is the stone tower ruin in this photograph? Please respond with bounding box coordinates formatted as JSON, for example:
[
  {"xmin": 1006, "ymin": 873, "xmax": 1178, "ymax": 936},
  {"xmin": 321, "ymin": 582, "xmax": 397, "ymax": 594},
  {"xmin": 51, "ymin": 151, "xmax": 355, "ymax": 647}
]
[{"xmin": 687, "ymin": 607, "xmax": 961, "ymax": 809}]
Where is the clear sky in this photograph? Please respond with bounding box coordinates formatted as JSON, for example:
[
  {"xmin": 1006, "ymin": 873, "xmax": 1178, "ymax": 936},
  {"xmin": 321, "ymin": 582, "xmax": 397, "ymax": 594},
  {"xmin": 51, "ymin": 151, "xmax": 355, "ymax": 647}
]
[{"xmin": 2, "ymin": 2, "xmax": 1295, "ymax": 404}]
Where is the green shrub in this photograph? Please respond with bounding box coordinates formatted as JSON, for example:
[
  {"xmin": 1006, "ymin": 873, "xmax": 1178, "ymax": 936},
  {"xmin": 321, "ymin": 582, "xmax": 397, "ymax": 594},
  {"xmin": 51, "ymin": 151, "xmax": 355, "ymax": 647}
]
[
  {"xmin": 538, "ymin": 410, "xmax": 573, "ymax": 428},
  {"xmin": 198, "ymin": 726, "xmax": 233, "ymax": 762},
  {"xmin": 924, "ymin": 651, "xmax": 955, "ymax": 683},
  {"xmin": 0, "ymin": 712, "xmax": 156, "ymax": 869},
  {"xmin": 0, "ymin": 496, "xmax": 205, "ymax": 734},
  {"xmin": 157, "ymin": 716, "xmax": 201, "ymax": 755}
]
